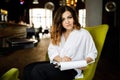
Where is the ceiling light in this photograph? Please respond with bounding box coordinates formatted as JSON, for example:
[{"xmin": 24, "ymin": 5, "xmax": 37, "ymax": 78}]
[{"xmin": 33, "ymin": 0, "xmax": 39, "ymax": 4}]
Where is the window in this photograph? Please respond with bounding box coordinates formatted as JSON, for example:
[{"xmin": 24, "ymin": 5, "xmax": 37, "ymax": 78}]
[
  {"xmin": 29, "ymin": 8, "xmax": 52, "ymax": 30},
  {"xmin": 79, "ymin": 9, "xmax": 86, "ymax": 27}
]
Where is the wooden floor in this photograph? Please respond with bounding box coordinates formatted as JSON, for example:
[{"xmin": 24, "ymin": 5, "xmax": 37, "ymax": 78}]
[{"xmin": 0, "ymin": 38, "xmax": 120, "ymax": 80}]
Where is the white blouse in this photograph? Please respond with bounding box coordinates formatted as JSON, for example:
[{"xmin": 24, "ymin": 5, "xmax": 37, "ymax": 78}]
[{"xmin": 48, "ymin": 28, "xmax": 97, "ymax": 78}]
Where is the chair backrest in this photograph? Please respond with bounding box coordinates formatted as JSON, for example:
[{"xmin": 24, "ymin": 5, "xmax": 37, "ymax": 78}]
[{"xmin": 75, "ymin": 24, "xmax": 109, "ymax": 80}]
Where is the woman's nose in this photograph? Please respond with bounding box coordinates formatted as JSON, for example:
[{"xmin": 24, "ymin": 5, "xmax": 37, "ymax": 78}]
[{"xmin": 65, "ymin": 19, "xmax": 69, "ymax": 23}]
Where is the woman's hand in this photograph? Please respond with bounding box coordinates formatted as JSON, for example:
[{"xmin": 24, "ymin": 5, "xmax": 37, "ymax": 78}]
[
  {"xmin": 79, "ymin": 67, "xmax": 86, "ymax": 70},
  {"xmin": 62, "ymin": 56, "xmax": 71, "ymax": 62},
  {"xmin": 53, "ymin": 55, "xmax": 62, "ymax": 62},
  {"xmin": 79, "ymin": 57, "xmax": 93, "ymax": 70},
  {"xmin": 86, "ymin": 57, "xmax": 93, "ymax": 63},
  {"xmin": 53, "ymin": 55, "xmax": 71, "ymax": 62}
]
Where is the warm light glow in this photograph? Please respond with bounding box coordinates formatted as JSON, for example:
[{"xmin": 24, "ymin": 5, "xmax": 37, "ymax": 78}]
[
  {"xmin": 71, "ymin": 0, "xmax": 74, "ymax": 5},
  {"xmin": 66, "ymin": 0, "xmax": 77, "ymax": 7},
  {"xmin": 33, "ymin": 0, "xmax": 39, "ymax": 4},
  {"xmin": 0, "ymin": 9, "xmax": 8, "ymax": 14},
  {"xmin": 75, "ymin": 0, "xmax": 77, "ymax": 3}
]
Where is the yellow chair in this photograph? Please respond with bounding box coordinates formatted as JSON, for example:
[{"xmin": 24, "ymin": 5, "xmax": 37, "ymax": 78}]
[
  {"xmin": 74, "ymin": 24, "xmax": 109, "ymax": 80},
  {"xmin": 46, "ymin": 24, "xmax": 109, "ymax": 80},
  {"xmin": 0, "ymin": 68, "xmax": 19, "ymax": 80}
]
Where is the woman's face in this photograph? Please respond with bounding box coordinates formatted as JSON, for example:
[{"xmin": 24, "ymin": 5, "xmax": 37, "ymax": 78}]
[{"xmin": 62, "ymin": 11, "xmax": 74, "ymax": 31}]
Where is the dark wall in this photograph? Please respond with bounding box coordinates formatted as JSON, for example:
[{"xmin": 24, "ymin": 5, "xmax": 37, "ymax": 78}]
[
  {"xmin": 0, "ymin": 0, "xmax": 27, "ymax": 23},
  {"xmin": 102, "ymin": 0, "xmax": 120, "ymax": 64}
]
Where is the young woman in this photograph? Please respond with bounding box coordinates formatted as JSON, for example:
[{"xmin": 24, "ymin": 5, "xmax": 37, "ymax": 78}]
[{"xmin": 23, "ymin": 6, "xmax": 97, "ymax": 80}]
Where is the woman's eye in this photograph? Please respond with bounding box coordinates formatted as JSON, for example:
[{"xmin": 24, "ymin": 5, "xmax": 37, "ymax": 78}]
[
  {"xmin": 68, "ymin": 16, "xmax": 73, "ymax": 19},
  {"xmin": 61, "ymin": 16, "xmax": 72, "ymax": 22}
]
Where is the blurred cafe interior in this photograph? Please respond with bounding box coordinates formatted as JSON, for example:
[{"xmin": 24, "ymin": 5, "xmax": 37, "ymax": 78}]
[{"xmin": 0, "ymin": 0, "xmax": 119, "ymax": 80}]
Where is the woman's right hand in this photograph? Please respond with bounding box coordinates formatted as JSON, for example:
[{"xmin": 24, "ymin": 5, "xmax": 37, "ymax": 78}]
[
  {"xmin": 53, "ymin": 55, "xmax": 62, "ymax": 62},
  {"xmin": 62, "ymin": 56, "xmax": 71, "ymax": 62},
  {"xmin": 53, "ymin": 55, "xmax": 71, "ymax": 62}
]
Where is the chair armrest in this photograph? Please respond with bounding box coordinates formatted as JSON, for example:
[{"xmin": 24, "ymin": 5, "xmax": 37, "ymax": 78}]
[{"xmin": 0, "ymin": 68, "xmax": 19, "ymax": 80}]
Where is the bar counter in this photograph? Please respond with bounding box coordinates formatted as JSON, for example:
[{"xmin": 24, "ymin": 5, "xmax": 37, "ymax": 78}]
[{"xmin": 0, "ymin": 22, "xmax": 28, "ymax": 47}]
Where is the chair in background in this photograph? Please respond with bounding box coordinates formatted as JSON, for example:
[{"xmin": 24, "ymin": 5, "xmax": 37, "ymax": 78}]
[
  {"xmin": 74, "ymin": 24, "xmax": 109, "ymax": 80},
  {"xmin": 0, "ymin": 68, "xmax": 19, "ymax": 80}
]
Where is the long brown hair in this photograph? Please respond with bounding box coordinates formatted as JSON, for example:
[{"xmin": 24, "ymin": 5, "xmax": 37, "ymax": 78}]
[{"xmin": 50, "ymin": 6, "xmax": 81, "ymax": 45}]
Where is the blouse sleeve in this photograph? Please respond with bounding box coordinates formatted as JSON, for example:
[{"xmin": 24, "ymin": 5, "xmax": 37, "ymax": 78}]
[
  {"xmin": 48, "ymin": 42, "xmax": 59, "ymax": 63},
  {"xmin": 84, "ymin": 30, "xmax": 98, "ymax": 64}
]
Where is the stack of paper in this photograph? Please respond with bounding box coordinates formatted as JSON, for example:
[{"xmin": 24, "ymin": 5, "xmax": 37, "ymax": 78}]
[{"xmin": 59, "ymin": 60, "xmax": 88, "ymax": 71}]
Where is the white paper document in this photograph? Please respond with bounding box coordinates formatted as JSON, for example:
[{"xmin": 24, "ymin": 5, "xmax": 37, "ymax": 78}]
[{"xmin": 59, "ymin": 60, "xmax": 88, "ymax": 71}]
